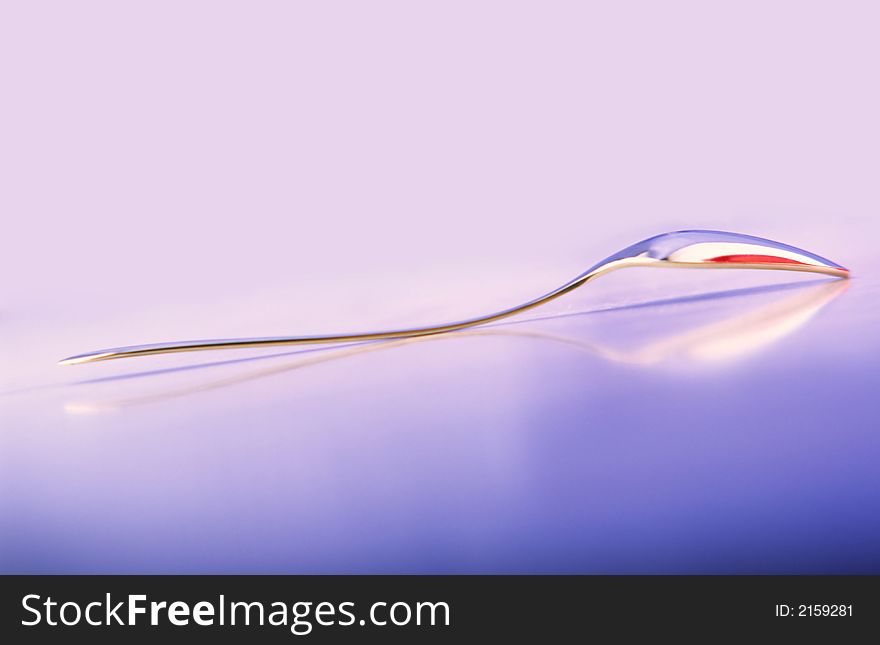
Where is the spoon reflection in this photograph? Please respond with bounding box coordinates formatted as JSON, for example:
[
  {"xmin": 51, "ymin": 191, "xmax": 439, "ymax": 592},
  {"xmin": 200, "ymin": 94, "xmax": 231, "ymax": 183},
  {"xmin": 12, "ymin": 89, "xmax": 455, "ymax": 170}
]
[{"xmin": 63, "ymin": 280, "xmax": 848, "ymax": 413}]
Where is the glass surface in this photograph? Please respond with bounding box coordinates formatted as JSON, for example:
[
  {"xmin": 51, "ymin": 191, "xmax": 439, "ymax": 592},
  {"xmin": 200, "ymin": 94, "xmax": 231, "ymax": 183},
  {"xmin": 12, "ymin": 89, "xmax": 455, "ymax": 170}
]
[{"xmin": 2, "ymin": 265, "xmax": 877, "ymax": 573}]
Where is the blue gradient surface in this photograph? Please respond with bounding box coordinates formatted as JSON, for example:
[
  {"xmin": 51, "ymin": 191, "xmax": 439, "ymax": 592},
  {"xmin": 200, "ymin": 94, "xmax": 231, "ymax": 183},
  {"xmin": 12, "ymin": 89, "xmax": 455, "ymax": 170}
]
[{"xmin": 2, "ymin": 270, "xmax": 878, "ymax": 573}]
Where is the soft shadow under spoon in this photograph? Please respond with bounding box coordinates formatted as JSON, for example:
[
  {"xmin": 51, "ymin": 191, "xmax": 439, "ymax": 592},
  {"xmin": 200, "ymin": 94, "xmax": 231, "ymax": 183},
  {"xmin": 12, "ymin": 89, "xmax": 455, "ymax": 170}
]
[{"xmin": 59, "ymin": 230, "xmax": 849, "ymax": 365}]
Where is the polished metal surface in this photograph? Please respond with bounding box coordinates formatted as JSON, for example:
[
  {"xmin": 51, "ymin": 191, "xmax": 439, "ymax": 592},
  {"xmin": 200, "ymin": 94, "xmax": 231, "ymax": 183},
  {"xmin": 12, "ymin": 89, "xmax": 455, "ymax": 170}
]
[{"xmin": 58, "ymin": 230, "xmax": 849, "ymax": 365}]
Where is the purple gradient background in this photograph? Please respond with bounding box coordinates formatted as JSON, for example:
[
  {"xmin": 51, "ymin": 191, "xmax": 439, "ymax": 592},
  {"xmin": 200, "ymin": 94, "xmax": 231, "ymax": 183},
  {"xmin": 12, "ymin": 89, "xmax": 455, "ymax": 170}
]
[{"xmin": 1, "ymin": 2, "xmax": 879, "ymax": 573}]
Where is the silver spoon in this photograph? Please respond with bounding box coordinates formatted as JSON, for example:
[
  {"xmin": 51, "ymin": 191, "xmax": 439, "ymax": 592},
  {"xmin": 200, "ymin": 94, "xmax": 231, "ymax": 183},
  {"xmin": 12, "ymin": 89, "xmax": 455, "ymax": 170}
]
[{"xmin": 59, "ymin": 229, "xmax": 849, "ymax": 365}]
